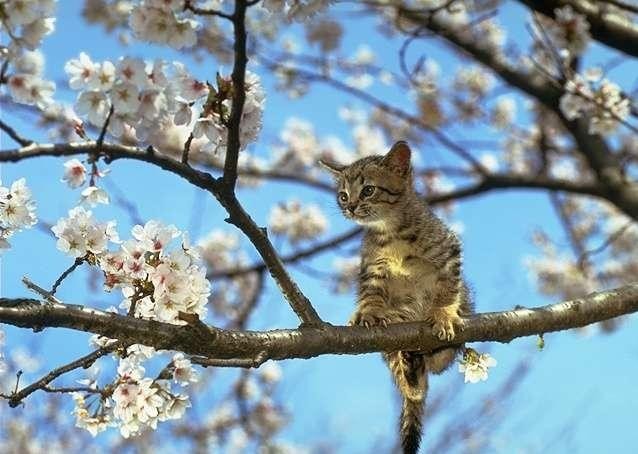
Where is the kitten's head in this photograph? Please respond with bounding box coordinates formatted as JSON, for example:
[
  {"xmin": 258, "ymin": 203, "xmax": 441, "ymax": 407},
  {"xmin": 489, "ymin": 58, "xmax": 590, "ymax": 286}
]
[{"xmin": 319, "ymin": 141, "xmax": 413, "ymax": 228}]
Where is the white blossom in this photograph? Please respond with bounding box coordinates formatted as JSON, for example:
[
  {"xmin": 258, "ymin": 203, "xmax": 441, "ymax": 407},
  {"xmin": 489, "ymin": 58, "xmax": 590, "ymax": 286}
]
[
  {"xmin": 552, "ymin": 5, "xmax": 591, "ymax": 58},
  {"xmin": 81, "ymin": 186, "xmax": 110, "ymax": 207},
  {"xmin": 111, "ymin": 81, "xmax": 141, "ymax": 114},
  {"xmin": 171, "ymin": 353, "xmax": 199, "ymax": 386},
  {"xmin": 65, "ymin": 52, "xmax": 98, "ymax": 90},
  {"xmin": 491, "ymin": 96, "xmax": 516, "ymax": 129},
  {"xmin": 130, "ymin": 2, "xmax": 198, "ymax": 49},
  {"xmin": 332, "ymin": 256, "xmax": 360, "ymax": 293},
  {"xmin": 75, "ymin": 90, "xmax": 110, "ymax": 126},
  {"xmin": 259, "ymin": 362, "xmax": 283, "ymax": 385},
  {"xmin": 7, "ymin": 73, "xmax": 55, "ymax": 108},
  {"xmin": 559, "ymin": 69, "xmax": 630, "ymax": 136},
  {"xmin": 0, "ymin": 178, "xmax": 38, "ymax": 251},
  {"xmin": 264, "ymin": 0, "xmax": 333, "ymax": 22},
  {"xmin": 51, "ymin": 207, "xmax": 118, "ymax": 257},
  {"xmin": 269, "ymin": 200, "xmax": 328, "ymax": 243},
  {"xmin": 61, "ymin": 159, "xmax": 87, "ymax": 189},
  {"xmin": 454, "ymin": 66, "xmax": 494, "ymax": 97},
  {"xmin": 458, "ymin": 349, "xmax": 497, "ymax": 383}
]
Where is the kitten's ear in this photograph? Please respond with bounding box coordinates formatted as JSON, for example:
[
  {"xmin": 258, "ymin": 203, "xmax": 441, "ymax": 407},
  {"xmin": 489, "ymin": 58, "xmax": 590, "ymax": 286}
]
[
  {"xmin": 318, "ymin": 158, "xmax": 346, "ymax": 177},
  {"xmin": 382, "ymin": 141, "xmax": 412, "ymax": 175}
]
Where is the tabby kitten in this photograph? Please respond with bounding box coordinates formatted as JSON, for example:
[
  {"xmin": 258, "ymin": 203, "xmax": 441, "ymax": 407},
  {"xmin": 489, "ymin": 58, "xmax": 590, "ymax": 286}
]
[{"xmin": 320, "ymin": 141, "xmax": 472, "ymax": 454}]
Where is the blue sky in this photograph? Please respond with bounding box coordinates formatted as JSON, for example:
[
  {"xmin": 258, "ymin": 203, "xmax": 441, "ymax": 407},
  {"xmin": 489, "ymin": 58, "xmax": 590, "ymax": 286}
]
[{"xmin": 1, "ymin": 2, "xmax": 638, "ymax": 453}]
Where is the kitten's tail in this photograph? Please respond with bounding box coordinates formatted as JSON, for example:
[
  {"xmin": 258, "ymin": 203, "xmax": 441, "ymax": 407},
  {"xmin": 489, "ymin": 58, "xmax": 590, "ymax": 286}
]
[
  {"xmin": 387, "ymin": 352, "xmax": 428, "ymax": 454},
  {"xmin": 400, "ymin": 394, "xmax": 425, "ymax": 454}
]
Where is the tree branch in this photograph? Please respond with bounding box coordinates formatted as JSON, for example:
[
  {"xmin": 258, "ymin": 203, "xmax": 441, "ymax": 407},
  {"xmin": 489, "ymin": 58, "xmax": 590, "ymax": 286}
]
[
  {"xmin": 222, "ymin": 0, "xmax": 249, "ymax": 190},
  {"xmin": 0, "ymin": 119, "xmax": 33, "ymax": 147},
  {"xmin": 392, "ymin": 6, "xmax": 638, "ymax": 221},
  {"xmin": 515, "ymin": 0, "xmax": 638, "ymax": 58},
  {"xmin": 0, "ymin": 141, "xmax": 324, "ymax": 325},
  {"xmin": 0, "ymin": 284, "xmax": 636, "ymax": 363},
  {"xmin": 7, "ymin": 340, "xmax": 125, "ymax": 407}
]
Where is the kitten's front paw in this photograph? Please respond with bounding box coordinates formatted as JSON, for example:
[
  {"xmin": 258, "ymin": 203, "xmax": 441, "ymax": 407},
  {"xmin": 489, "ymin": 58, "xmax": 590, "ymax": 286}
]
[
  {"xmin": 427, "ymin": 307, "xmax": 462, "ymax": 341},
  {"xmin": 349, "ymin": 311, "xmax": 390, "ymax": 328}
]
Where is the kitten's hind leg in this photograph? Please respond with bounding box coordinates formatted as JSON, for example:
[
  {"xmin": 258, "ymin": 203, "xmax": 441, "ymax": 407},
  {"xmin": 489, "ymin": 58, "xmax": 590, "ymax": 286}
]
[{"xmin": 426, "ymin": 347, "xmax": 458, "ymax": 374}]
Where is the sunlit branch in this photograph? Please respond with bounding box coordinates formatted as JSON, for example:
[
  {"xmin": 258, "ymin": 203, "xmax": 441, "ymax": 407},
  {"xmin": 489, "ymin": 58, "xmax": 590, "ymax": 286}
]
[{"xmin": 1, "ymin": 284, "xmax": 636, "ymax": 363}]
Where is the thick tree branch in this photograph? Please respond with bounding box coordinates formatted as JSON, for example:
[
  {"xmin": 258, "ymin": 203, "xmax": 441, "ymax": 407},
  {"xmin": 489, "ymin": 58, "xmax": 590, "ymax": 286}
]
[
  {"xmin": 1, "ymin": 284, "xmax": 636, "ymax": 362},
  {"xmin": 516, "ymin": 0, "xmax": 638, "ymax": 58}
]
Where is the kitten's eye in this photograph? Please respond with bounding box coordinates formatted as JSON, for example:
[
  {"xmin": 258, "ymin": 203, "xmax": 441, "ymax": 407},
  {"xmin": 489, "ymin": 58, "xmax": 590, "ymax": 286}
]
[
  {"xmin": 338, "ymin": 192, "xmax": 348, "ymax": 203},
  {"xmin": 360, "ymin": 185, "xmax": 375, "ymax": 198}
]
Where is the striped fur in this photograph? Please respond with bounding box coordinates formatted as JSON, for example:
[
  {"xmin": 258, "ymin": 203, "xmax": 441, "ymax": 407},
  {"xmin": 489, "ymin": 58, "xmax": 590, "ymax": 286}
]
[{"xmin": 320, "ymin": 141, "xmax": 473, "ymax": 453}]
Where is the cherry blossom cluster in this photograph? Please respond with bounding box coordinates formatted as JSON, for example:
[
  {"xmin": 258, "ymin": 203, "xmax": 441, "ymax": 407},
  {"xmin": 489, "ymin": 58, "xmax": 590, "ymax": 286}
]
[
  {"xmin": 547, "ymin": 5, "xmax": 591, "ymax": 59},
  {"xmin": 270, "ymin": 117, "xmax": 322, "ymax": 171},
  {"xmin": 103, "ymin": 221, "xmax": 210, "ymax": 324},
  {"xmin": 51, "ymin": 209, "xmax": 210, "ymax": 324},
  {"xmin": 129, "ymin": 0, "xmax": 198, "ymax": 49},
  {"xmin": 527, "ymin": 197, "xmax": 637, "ymax": 303},
  {"xmin": 268, "ymin": 200, "xmax": 328, "ymax": 243},
  {"xmin": 51, "ymin": 206, "xmax": 119, "ymax": 258},
  {"xmin": 65, "ymin": 53, "xmax": 208, "ymax": 139},
  {"xmin": 62, "ymin": 158, "xmax": 110, "ymax": 206},
  {"xmin": 490, "ymin": 96, "xmax": 517, "ymax": 130},
  {"xmin": 205, "ymin": 364, "xmax": 291, "ymax": 449},
  {"xmin": 454, "ymin": 66, "xmax": 494, "ymax": 97},
  {"xmin": 474, "ymin": 19, "xmax": 506, "ymax": 53},
  {"xmin": 198, "ymin": 229, "xmax": 261, "ymax": 319},
  {"xmin": 525, "ymin": 243, "xmax": 595, "ymax": 301},
  {"xmin": 458, "ymin": 348, "xmax": 497, "ymax": 384},
  {"xmin": 2, "ymin": 0, "xmax": 57, "ymax": 108},
  {"xmin": 559, "ymin": 68, "xmax": 630, "ymax": 136},
  {"xmin": 263, "ymin": 0, "xmax": 332, "ymax": 22},
  {"xmin": 192, "ymin": 70, "xmax": 265, "ymax": 153},
  {"xmin": 72, "ymin": 345, "xmax": 197, "ymax": 437},
  {"xmin": 0, "ymin": 179, "xmax": 38, "ymax": 252}
]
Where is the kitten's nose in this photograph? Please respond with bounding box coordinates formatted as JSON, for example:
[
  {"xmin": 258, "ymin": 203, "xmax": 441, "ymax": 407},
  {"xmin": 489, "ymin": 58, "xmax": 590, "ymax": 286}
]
[{"xmin": 347, "ymin": 204, "xmax": 357, "ymax": 214}]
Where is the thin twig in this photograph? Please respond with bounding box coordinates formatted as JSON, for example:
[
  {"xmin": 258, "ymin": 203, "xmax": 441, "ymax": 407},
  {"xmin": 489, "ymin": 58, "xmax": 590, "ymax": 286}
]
[
  {"xmin": 42, "ymin": 385, "xmax": 103, "ymax": 394},
  {"xmin": 184, "ymin": 0, "xmax": 234, "ymax": 20},
  {"xmin": 7, "ymin": 341, "xmax": 124, "ymax": 407},
  {"xmin": 96, "ymin": 105, "xmax": 114, "ymax": 148},
  {"xmin": 50, "ymin": 257, "xmax": 85, "ymax": 295},
  {"xmin": 23, "ymin": 276, "xmax": 62, "ymax": 304},
  {"xmin": 182, "ymin": 131, "xmax": 195, "ymax": 164},
  {"xmin": 578, "ymin": 221, "xmax": 634, "ymax": 269},
  {"xmin": 0, "ymin": 119, "xmax": 33, "ymax": 147}
]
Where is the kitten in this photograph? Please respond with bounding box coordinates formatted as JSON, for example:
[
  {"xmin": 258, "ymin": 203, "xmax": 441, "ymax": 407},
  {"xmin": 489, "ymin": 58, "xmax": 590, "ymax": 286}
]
[{"xmin": 320, "ymin": 141, "xmax": 472, "ymax": 454}]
